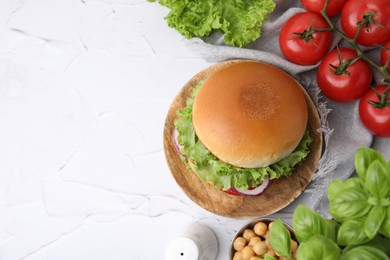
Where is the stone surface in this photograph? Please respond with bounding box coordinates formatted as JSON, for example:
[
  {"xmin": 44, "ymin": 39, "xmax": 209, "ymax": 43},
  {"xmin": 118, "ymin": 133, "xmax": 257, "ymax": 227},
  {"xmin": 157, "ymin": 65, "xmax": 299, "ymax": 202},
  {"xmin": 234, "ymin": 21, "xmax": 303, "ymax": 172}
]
[{"xmin": 0, "ymin": 1, "xmax": 329, "ymax": 259}]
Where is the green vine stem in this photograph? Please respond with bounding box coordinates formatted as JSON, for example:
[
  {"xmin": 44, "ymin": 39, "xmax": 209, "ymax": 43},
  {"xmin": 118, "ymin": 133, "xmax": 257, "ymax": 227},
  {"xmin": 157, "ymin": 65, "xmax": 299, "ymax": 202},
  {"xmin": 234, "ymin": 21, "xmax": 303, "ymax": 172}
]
[{"xmin": 320, "ymin": 0, "xmax": 390, "ymax": 107}]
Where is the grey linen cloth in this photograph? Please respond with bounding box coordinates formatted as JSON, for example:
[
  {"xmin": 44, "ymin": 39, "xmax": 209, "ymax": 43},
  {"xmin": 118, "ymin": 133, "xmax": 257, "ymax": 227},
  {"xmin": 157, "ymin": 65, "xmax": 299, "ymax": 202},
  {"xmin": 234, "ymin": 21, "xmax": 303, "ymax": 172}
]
[{"xmin": 184, "ymin": 0, "xmax": 390, "ymax": 218}]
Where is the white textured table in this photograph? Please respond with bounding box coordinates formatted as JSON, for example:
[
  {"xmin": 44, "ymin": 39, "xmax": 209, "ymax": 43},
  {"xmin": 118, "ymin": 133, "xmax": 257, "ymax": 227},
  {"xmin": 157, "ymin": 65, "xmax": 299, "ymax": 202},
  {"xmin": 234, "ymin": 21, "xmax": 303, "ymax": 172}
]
[{"xmin": 0, "ymin": 1, "xmax": 315, "ymax": 259}]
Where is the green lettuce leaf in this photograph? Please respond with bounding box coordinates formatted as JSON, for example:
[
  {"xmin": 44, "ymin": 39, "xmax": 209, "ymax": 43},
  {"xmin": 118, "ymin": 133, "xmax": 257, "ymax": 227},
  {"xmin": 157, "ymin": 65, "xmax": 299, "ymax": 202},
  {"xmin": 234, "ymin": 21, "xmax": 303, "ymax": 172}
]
[
  {"xmin": 148, "ymin": 0, "xmax": 276, "ymax": 47},
  {"xmin": 174, "ymin": 83, "xmax": 313, "ymax": 191}
]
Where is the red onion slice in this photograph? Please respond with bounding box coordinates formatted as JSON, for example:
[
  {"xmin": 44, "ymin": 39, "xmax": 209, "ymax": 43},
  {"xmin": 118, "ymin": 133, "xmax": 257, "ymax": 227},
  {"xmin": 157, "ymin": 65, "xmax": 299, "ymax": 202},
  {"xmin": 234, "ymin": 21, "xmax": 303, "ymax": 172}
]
[
  {"xmin": 236, "ymin": 176, "xmax": 270, "ymax": 196},
  {"xmin": 173, "ymin": 128, "xmax": 187, "ymax": 157}
]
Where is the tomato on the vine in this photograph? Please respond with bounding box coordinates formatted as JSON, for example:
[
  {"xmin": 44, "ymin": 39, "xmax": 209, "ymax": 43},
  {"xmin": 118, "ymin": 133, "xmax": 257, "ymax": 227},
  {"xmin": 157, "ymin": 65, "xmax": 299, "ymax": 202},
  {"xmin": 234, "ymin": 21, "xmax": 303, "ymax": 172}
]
[
  {"xmin": 300, "ymin": 0, "xmax": 347, "ymax": 17},
  {"xmin": 317, "ymin": 48, "xmax": 372, "ymax": 102},
  {"xmin": 380, "ymin": 41, "xmax": 390, "ymax": 73},
  {"xmin": 341, "ymin": 0, "xmax": 390, "ymax": 46},
  {"xmin": 359, "ymin": 85, "xmax": 390, "ymax": 137},
  {"xmin": 279, "ymin": 12, "xmax": 332, "ymax": 65}
]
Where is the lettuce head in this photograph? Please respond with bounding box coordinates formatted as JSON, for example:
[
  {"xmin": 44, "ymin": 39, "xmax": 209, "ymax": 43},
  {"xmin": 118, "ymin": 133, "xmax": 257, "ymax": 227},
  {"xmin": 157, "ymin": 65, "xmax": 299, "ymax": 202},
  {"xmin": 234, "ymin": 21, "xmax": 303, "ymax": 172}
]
[{"xmin": 148, "ymin": 0, "xmax": 276, "ymax": 47}]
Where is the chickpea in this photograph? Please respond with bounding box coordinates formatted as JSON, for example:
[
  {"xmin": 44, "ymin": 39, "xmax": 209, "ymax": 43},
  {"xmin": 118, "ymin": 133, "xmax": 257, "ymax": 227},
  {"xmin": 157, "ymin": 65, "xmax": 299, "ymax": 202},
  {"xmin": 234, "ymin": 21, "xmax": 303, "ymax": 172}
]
[
  {"xmin": 253, "ymin": 222, "xmax": 268, "ymax": 236},
  {"xmin": 266, "ymin": 247, "xmax": 276, "ymax": 257},
  {"xmin": 249, "ymin": 257, "xmax": 263, "ymax": 260},
  {"xmin": 252, "ymin": 241, "xmax": 267, "ymax": 256},
  {"xmin": 243, "ymin": 229, "xmax": 257, "ymax": 242},
  {"xmin": 279, "ymin": 257, "xmax": 291, "ymax": 260},
  {"xmin": 248, "ymin": 236, "xmax": 261, "ymax": 247},
  {"xmin": 291, "ymin": 239, "xmax": 298, "ymax": 253},
  {"xmin": 233, "ymin": 251, "xmax": 244, "ymax": 260},
  {"xmin": 268, "ymin": 221, "xmax": 274, "ymax": 231},
  {"xmin": 293, "ymin": 250, "xmax": 298, "ymax": 260},
  {"xmin": 234, "ymin": 236, "xmax": 247, "ymax": 251},
  {"xmin": 264, "ymin": 236, "xmax": 271, "ymax": 248},
  {"xmin": 241, "ymin": 246, "xmax": 255, "ymax": 260}
]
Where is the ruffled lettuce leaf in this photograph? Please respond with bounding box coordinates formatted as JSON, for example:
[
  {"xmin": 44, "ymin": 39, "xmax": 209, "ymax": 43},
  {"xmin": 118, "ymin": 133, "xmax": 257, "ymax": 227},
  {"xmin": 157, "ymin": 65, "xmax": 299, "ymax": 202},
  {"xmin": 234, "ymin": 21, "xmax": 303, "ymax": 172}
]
[
  {"xmin": 174, "ymin": 83, "xmax": 313, "ymax": 191},
  {"xmin": 148, "ymin": 0, "xmax": 276, "ymax": 47}
]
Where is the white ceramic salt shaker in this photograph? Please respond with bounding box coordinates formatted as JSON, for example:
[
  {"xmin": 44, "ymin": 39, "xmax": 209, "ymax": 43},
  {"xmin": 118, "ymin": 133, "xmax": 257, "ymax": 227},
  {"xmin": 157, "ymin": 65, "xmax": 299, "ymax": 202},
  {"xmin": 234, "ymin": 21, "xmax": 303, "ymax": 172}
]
[{"xmin": 165, "ymin": 223, "xmax": 218, "ymax": 260}]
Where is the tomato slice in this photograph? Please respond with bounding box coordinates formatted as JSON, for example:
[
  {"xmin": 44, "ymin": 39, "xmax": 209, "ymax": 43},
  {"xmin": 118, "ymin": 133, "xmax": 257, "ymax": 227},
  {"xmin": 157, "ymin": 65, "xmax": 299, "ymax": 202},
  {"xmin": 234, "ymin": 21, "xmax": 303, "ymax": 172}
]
[{"xmin": 223, "ymin": 187, "xmax": 243, "ymax": 196}]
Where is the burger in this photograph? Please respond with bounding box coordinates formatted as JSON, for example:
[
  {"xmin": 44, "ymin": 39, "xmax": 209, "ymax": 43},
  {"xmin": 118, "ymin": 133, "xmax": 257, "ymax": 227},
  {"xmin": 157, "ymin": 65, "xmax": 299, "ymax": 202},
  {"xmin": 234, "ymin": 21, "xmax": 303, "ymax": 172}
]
[{"xmin": 172, "ymin": 60, "xmax": 313, "ymax": 196}]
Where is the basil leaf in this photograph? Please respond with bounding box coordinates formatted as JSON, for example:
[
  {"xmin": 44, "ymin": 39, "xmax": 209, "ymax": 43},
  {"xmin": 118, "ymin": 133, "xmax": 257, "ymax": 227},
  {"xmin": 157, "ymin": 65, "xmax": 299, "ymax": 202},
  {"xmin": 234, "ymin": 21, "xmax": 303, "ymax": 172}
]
[
  {"xmin": 367, "ymin": 196, "xmax": 380, "ymax": 206},
  {"xmin": 368, "ymin": 197, "xmax": 390, "ymax": 207},
  {"xmin": 292, "ymin": 205, "xmax": 327, "ymax": 243},
  {"xmin": 341, "ymin": 246, "xmax": 389, "ymax": 260},
  {"xmin": 365, "ymin": 160, "xmax": 390, "ymax": 198},
  {"xmin": 355, "ymin": 147, "xmax": 386, "ymax": 180},
  {"xmin": 269, "ymin": 219, "xmax": 291, "ymax": 258},
  {"xmin": 359, "ymin": 234, "xmax": 390, "ymax": 256},
  {"xmin": 379, "ymin": 206, "xmax": 390, "ymax": 238},
  {"xmin": 364, "ymin": 205, "xmax": 386, "ymax": 239},
  {"xmin": 381, "ymin": 198, "xmax": 390, "ymax": 206},
  {"xmin": 344, "ymin": 177, "xmax": 365, "ymax": 188},
  {"xmin": 328, "ymin": 178, "xmax": 365, "ymax": 202},
  {"xmin": 328, "ymin": 180, "xmax": 343, "ymax": 201},
  {"xmin": 337, "ymin": 218, "xmax": 370, "ymax": 246},
  {"xmin": 264, "ymin": 254, "xmax": 277, "ymax": 260},
  {"xmin": 387, "ymin": 160, "xmax": 390, "ymax": 173},
  {"xmin": 329, "ymin": 187, "xmax": 371, "ymax": 221},
  {"xmin": 296, "ymin": 235, "xmax": 341, "ymax": 260},
  {"xmin": 325, "ymin": 219, "xmax": 340, "ymax": 242}
]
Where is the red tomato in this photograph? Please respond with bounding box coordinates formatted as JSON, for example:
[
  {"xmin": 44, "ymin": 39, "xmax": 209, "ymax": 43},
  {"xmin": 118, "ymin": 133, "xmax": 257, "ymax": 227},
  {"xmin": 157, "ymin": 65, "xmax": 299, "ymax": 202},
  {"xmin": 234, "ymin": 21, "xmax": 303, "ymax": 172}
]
[
  {"xmin": 317, "ymin": 48, "xmax": 372, "ymax": 102},
  {"xmin": 300, "ymin": 0, "xmax": 347, "ymax": 17},
  {"xmin": 359, "ymin": 85, "xmax": 390, "ymax": 137},
  {"xmin": 380, "ymin": 41, "xmax": 390, "ymax": 73},
  {"xmin": 341, "ymin": 0, "xmax": 390, "ymax": 46},
  {"xmin": 279, "ymin": 12, "xmax": 333, "ymax": 65}
]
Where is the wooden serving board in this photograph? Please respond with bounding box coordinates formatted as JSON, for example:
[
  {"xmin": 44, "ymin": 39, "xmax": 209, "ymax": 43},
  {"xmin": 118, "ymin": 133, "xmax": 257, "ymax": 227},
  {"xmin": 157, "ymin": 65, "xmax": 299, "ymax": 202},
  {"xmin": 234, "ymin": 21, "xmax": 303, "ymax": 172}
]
[{"xmin": 163, "ymin": 59, "xmax": 323, "ymax": 219}]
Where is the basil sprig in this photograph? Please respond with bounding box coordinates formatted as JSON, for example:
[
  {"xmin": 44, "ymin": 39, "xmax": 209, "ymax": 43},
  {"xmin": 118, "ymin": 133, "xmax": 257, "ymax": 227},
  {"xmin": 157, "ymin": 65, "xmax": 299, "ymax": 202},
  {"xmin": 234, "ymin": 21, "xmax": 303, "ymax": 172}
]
[
  {"xmin": 268, "ymin": 147, "xmax": 390, "ymax": 260},
  {"xmin": 330, "ymin": 147, "xmax": 390, "ymax": 241}
]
